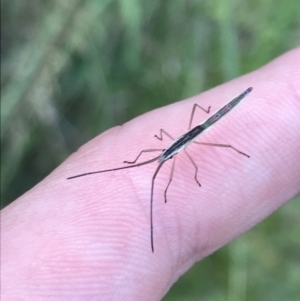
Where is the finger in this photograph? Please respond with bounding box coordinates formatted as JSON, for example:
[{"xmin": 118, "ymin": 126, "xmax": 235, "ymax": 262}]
[{"xmin": 2, "ymin": 48, "xmax": 300, "ymax": 301}]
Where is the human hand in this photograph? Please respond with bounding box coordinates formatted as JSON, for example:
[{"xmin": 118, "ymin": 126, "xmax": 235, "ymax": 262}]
[{"xmin": 2, "ymin": 48, "xmax": 300, "ymax": 300}]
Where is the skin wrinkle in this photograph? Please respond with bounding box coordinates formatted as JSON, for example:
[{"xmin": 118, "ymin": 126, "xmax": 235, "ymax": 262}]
[
  {"xmin": 186, "ymin": 178, "xmax": 203, "ymax": 258},
  {"xmin": 180, "ymin": 176, "xmax": 202, "ymax": 258},
  {"xmin": 171, "ymin": 174, "xmax": 184, "ymax": 262}
]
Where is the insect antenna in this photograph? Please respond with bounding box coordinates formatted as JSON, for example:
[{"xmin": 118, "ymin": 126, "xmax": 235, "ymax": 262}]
[{"xmin": 67, "ymin": 155, "xmax": 160, "ymax": 180}]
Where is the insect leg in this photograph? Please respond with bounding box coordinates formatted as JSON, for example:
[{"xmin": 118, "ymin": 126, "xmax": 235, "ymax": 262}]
[
  {"xmin": 123, "ymin": 149, "xmax": 163, "ymax": 164},
  {"xmin": 150, "ymin": 161, "xmax": 165, "ymax": 252},
  {"xmin": 164, "ymin": 156, "xmax": 177, "ymax": 203},
  {"xmin": 154, "ymin": 129, "xmax": 174, "ymax": 141},
  {"xmin": 193, "ymin": 141, "xmax": 250, "ymax": 158},
  {"xmin": 184, "ymin": 150, "xmax": 201, "ymax": 187},
  {"xmin": 153, "ymin": 129, "xmax": 177, "ymax": 203},
  {"xmin": 188, "ymin": 103, "xmax": 211, "ymax": 130}
]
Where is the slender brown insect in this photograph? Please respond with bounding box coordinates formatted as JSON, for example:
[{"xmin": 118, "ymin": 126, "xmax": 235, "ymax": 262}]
[{"xmin": 68, "ymin": 87, "xmax": 253, "ymax": 252}]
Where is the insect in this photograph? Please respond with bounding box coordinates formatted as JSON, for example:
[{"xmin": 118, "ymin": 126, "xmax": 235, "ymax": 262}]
[{"xmin": 68, "ymin": 87, "xmax": 253, "ymax": 252}]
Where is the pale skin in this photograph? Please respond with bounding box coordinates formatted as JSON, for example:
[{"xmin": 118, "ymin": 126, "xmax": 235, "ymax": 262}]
[{"xmin": 2, "ymin": 48, "xmax": 300, "ymax": 300}]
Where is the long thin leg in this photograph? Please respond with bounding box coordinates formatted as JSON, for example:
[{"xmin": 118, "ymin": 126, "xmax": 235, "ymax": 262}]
[
  {"xmin": 67, "ymin": 155, "xmax": 160, "ymax": 180},
  {"xmin": 184, "ymin": 150, "xmax": 201, "ymax": 187},
  {"xmin": 151, "ymin": 162, "xmax": 165, "ymax": 252},
  {"xmin": 154, "ymin": 129, "xmax": 177, "ymax": 203},
  {"xmin": 193, "ymin": 141, "xmax": 250, "ymax": 158},
  {"xmin": 123, "ymin": 149, "xmax": 163, "ymax": 164},
  {"xmin": 164, "ymin": 156, "xmax": 177, "ymax": 203},
  {"xmin": 189, "ymin": 104, "xmax": 211, "ymax": 130},
  {"xmin": 154, "ymin": 129, "xmax": 174, "ymax": 141}
]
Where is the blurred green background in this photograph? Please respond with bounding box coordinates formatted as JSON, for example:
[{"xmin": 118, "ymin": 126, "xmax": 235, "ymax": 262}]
[{"xmin": 1, "ymin": 0, "xmax": 299, "ymax": 300}]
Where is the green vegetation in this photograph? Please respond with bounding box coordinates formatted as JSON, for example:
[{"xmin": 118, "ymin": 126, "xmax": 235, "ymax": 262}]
[{"xmin": 1, "ymin": 0, "xmax": 299, "ymax": 300}]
